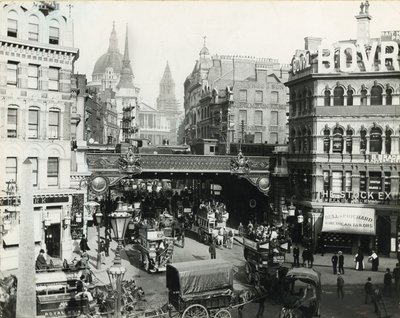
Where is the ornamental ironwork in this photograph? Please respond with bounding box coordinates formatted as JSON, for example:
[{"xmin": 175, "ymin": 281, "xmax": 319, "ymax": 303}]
[
  {"xmin": 230, "ymin": 151, "xmax": 250, "ymax": 174},
  {"xmin": 118, "ymin": 147, "xmax": 142, "ymax": 174}
]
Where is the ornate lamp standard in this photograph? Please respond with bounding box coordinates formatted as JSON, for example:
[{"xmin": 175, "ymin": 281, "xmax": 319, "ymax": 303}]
[
  {"xmin": 107, "ymin": 201, "xmax": 130, "ymax": 318},
  {"xmin": 95, "ymin": 211, "xmax": 103, "ymax": 270}
]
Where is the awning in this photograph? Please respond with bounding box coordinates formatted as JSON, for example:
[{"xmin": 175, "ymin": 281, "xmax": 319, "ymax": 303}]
[{"xmin": 322, "ymin": 206, "xmax": 376, "ymax": 235}]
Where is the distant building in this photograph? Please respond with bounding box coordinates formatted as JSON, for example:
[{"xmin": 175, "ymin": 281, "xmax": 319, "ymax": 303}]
[
  {"xmin": 183, "ymin": 41, "xmax": 290, "ymax": 153},
  {"xmin": 285, "ymin": 3, "xmax": 400, "ymax": 256},
  {"xmin": 0, "ymin": 2, "xmax": 79, "ymax": 270},
  {"xmin": 139, "ymin": 62, "xmax": 183, "ymax": 145}
]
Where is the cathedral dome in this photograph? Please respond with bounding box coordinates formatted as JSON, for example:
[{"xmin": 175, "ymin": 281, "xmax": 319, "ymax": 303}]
[{"xmin": 92, "ymin": 51, "xmax": 123, "ymax": 76}]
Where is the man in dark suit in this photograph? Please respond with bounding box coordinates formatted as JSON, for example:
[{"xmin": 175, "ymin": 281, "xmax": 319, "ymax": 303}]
[
  {"xmin": 338, "ymin": 251, "xmax": 345, "ymax": 274},
  {"xmin": 293, "ymin": 245, "xmax": 300, "ymax": 267},
  {"xmin": 35, "ymin": 249, "xmax": 48, "ymax": 270},
  {"xmin": 331, "ymin": 252, "xmax": 338, "ymax": 274}
]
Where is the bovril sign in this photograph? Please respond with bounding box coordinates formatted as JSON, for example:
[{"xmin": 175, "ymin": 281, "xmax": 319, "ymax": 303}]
[{"xmin": 318, "ymin": 40, "xmax": 399, "ymax": 73}]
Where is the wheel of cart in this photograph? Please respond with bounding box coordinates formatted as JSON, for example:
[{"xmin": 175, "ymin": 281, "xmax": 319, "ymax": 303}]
[{"xmin": 182, "ymin": 304, "xmax": 209, "ymax": 318}]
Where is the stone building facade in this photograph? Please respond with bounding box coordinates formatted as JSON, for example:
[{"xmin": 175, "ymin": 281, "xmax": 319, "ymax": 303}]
[
  {"xmin": 285, "ymin": 4, "xmax": 400, "ymax": 256},
  {"xmin": 183, "ymin": 43, "xmax": 289, "ymax": 152},
  {"xmin": 0, "ymin": 2, "xmax": 79, "ymax": 270}
]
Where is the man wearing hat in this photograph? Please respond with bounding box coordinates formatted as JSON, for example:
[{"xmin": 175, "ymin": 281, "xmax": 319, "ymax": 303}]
[{"xmin": 338, "ymin": 251, "xmax": 345, "ymax": 274}]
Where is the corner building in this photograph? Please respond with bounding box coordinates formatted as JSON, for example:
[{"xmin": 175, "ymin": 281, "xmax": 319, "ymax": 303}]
[
  {"xmin": 0, "ymin": 2, "xmax": 79, "ymax": 270},
  {"xmin": 285, "ymin": 6, "xmax": 400, "ymax": 257}
]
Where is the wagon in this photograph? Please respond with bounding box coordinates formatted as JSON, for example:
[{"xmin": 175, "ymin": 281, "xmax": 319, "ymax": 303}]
[{"xmin": 166, "ymin": 259, "xmax": 236, "ymax": 318}]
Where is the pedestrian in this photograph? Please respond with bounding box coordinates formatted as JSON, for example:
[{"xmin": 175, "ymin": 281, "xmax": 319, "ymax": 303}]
[
  {"xmin": 307, "ymin": 247, "xmax": 314, "ymax": 268},
  {"xmin": 35, "ymin": 249, "xmax": 49, "ymax": 270},
  {"xmin": 371, "ymin": 288, "xmax": 381, "ymax": 314},
  {"xmin": 80, "ymin": 234, "xmax": 90, "ymax": 253},
  {"xmin": 383, "ymin": 268, "xmax": 392, "ymax": 297},
  {"xmin": 238, "ymin": 222, "xmax": 244, "ymax": 237},
  {"xmin": 209, "ymin": 240, "xmax": 216, "ymax": 259},
  {"xmin": 331, "ymin": 252, "xmax": 338, "ymax": 274},
  {"xmin": 100, "ymin": 240, "xmax": 106, "ymax": 264},
  {"xmin": 364, "ymin": 277, "xmax": 373, "ymax": 304},
  {"xmin": 302, "ymin": 247, "xmax": 308, "ymax": 267},
  {"xmin": 355, "ymin": 249, "xmax": 364, "ymax": 271},
  {"xmin": 338, "ymin": 251, "xmax": 345, "ymax": 274},
  {"xmin": 293, "ymin": 245, "xmax": 300, "ymax": 267},
  {"xmin": 393, "ymin": 263, "xmax": 400, "ymax": 293},
  {"xmin": 368, "ymin": 249, "xmax": 379, "ymax": 271},
  {"xmin": 227, "ymin": 229, "xmax": 234, "ymax": 249},
  {"xmin": 337, "ymin": 273, "xmax": 344, "ymax": 299},
  {"xmin": 104, "ymin": 237, "xmax": 110, "ymax": 257}
]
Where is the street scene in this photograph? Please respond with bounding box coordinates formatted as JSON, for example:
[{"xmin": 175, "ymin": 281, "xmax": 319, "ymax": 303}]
[{"xmin": 0, "ymin": 1, "xmax": 400, "ymax": 318}]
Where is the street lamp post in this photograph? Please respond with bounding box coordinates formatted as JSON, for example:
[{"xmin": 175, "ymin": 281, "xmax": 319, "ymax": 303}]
[
  {"xmin": 107, "ymin": 201, "xmax": 131, "ymax": 318},
  {"xmin": 95, "ymin": 211, "xmax": 103, "ymax": 270}
]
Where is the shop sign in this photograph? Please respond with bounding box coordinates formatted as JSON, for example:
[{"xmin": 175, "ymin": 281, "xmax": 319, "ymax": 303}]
[
  {"xmin": 318, "ymin": 40, "xmax": 399, "ymax": 73},
  {"xmin": 322, "ymin": 207, "xmax": 375, "ymax": 235},
  {"xmin": 321, "ymin": 191, "xmax": 392, "ymax": 201},
  {"xmin": 370, "ymin": 154, "xmax": 400, "ymax": 164},
  {"xmin": 381, "ymin": 31, "xmax": 400, "ymax": 42}
]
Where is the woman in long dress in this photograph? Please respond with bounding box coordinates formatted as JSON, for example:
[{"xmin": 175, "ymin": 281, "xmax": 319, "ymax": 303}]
[{"xmin": 355, "ymin": 249, "xmax": 364, "ymax": 271}]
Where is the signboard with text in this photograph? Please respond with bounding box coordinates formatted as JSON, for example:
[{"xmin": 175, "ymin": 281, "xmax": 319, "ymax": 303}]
[{"xmin": 322, "ymin": 207, "xmax": 375, "ymax": 235}]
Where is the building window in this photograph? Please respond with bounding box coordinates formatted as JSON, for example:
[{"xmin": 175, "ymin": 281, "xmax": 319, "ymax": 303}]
[
  {"xmin": 370, "ymin": 85, "xmax": 383, "ymax": 105},
  {"xmin": 271, "ymin": 111, "xmax": 278, "ymax": 126},
  {"xmin": 324, "ymin": 90, "xmax": 331, "ymax": 106},
  {"xmin": 333, "ymin": 86, "xmax": 344, "ymax": 106},
  {"xmin": 6, "ymin": 157, "xmax": 17, "ymax": 182},
  {"xmin": 49, "ymin": 20, "xmax": 60, "ymax": 45},
  {"xmin": 254, "ymin": 110, "xmax": 263, "ymax": 126},
  {"xmin": 331, "ymin": 171, "xmax": 343, "ymax": 195},
  {"xmin": 255, "ymin": 90, "xmax": 263, "ymax": 103},
  {"xmin": 28, "ymin": 64, "xmax": 39, "ymax": 90},
  {"xmin": 7, "ymin": 15, "xmax": 18, "ymax": 37},
  {"xmin": 7, "ymin": 61, "xmax": 18, "ymax": 87},
  {"xmin": 271, "ymin": 91, "xmax": 279, "ymax": 104},
  {"xmin": 7, "ymin": 108, "xmax": 17, "ymax": 138},
  {"xmin": 359, "ymin": 171, "xmax": 367, "ymax": 192},
  {"xmin": 323, "ymin": 127, "xmax": 330, "ymax": 153},
  {"xmin": 386, "ymin": 88, "xmax": 392, "ymax": 105},
  {"xmin": 28, "ymin": 16, "xmax": 39, "ymax": 41},
  {"xmin": 48, "ymin": 111, "xmax": 59, "ymax": 139},
  {"xmin": 47, "ymin": 157, "xmax": 59, "ymax": 186},
  {"xmin": 323, "ymin": 171, "xmax": 330, "ymax": 194},
  {"xmin": 28, "ymin": 157, "xmax": 38, "ymax": 187},
  {"xmin": 384, "ymin": 172, "xmax": 391, "ymax": 193},
  {"xmin": 270, "ymin": 132, "xmax": 278, "ymax": 144},
  {"xmin": 346, "ymin": 128, "xmax": 353, "ymax": 154},
  {"xmin": 369, "ymin": 172, "xmax": 382, "ymax": 193},
  {"xmin": 239, "ymin": 110, "xmax": 247, "ymax": 125},
  {"xmin": 254, "ymin": 132, "xmax": 262, "ymax": 143},
  {"xmin": 28, "ymin": 109, "xmax": 39, "ymax": 139},
  {"xmin": 360, "ymin": 129, "xmax": 367, "ymax": 153},
  {"xmin": 239, "ymin": 90, "xmax": 247, "ymax": 102},
  {"xmin": 48, "ymin": 67, "xmax": 59, "ymax": 91},
  {"xmin": 345, "ymin": 171, "xmax": 352, "ymax": 192},
  {"xmin": 347, "ymin": 89, "xmax": 353, "ymax": 106},
  {"xmin": 370, "ymin": 126, "xmax": 382, "ymax": 154},
  {"xmin": 385, "ymin": 129, "xmax": 392, "ymax": 154},
  {"xmin": 332, "ymin": 126, "xmax": 344, "ymax": 153},
  {"xmin": 360, "ymin": 88, "xmax": 367, "ymax": 105}
]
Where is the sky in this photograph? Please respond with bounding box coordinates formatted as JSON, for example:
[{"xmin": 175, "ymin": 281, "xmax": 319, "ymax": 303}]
[{"xmin": 48, "ymin": 1, "xmax": 400, "ymax": 107}]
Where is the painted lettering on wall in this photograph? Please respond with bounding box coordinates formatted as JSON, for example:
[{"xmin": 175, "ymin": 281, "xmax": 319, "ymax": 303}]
[
  {"xmin": 318, "ymin": 40, "xmax": 399, "ymax": 73},
  {"xmin": 320, "ymin": 191, "xmax": 392, "ymax": 201},
  {"xmin": 370, "ymin": 154, "xmax": 400, "ymax": 164}
]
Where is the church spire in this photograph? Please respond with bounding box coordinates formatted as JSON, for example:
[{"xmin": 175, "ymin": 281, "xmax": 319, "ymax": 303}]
[
  {"xmin": 108, "ymin": 21, "xmax": 119, "ymax": 53},
  {"xmin": 161, "ymin": 61, "xmax": 174, "ymax": 84},
  {"xmin": 117, "ymin": 24, "xmax": 134, "ymax": 89}
]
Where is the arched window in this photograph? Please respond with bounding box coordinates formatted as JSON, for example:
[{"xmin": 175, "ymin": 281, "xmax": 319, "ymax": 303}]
[
  {"xmin": 291, "ymin": 93, "xmax": 296, "ymax": 116},
  {"xmin": 323, "ymin": 127, "xmax": 330, "ymax": 153},
  {"xmin": 360, "ymin": 128, "xmax": 367, "ymax": 153},
  {"xmin": 370, "ymin": 126, "xmax": 382, "ymax": 153},
  {"xmin": 49, "ymin": 20, "xmax": 60, "ymax": 45},
  {"xmin": 386, "ymin": 88, "xmax": 392, "ymax": 105},
  {"xmin": 346, "ymin": 128, "xmax": 353, "ymax": 154},
  {"xmin": 385, "ymin": 129, "xmax": 392, "ymax": 154},
  {"xmin": 28, "ymin": 15, "xmax": 39, "ymax": 41},
  {"xmin": 360, "ymin": 88, "xmax": 367, "ymax": 106},
  {"xmin": 332, "ymin": 126, "xmax": 344, "ymax": 153},
  {"xmin": 333, "ymin": 86, "xmax": 344, "ymax": 106},
  {"xmin": 347, "ymin": 89, "xmax": 353, "ymax": 106},
  {"xmin": 7, "ymin": 11, "xmax": 18, "ymax": 37},
  {"xmin": 371, "ymin": 85, "xmax": 383, "ymax": 105},
  {"xmin": 324, "ymin": 90, "xmax": 331, "ymax": 106}
]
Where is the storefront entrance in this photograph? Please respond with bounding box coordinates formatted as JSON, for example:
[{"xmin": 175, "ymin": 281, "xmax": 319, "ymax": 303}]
[
  {"xmin": 376, "ymin": 215, "xmax": 391, "ymax": 256},
  {"xmin": 45, "ymin": 224, "xmax": 61, "ymax": 258}
]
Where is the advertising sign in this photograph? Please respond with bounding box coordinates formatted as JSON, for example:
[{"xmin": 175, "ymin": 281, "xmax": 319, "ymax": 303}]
[{"xmin": 322, "ymin": 207, "xmax": 375, "ymax": 235}]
